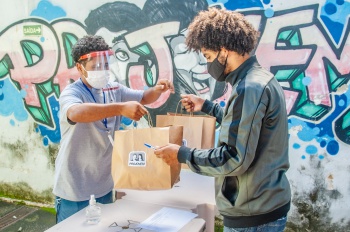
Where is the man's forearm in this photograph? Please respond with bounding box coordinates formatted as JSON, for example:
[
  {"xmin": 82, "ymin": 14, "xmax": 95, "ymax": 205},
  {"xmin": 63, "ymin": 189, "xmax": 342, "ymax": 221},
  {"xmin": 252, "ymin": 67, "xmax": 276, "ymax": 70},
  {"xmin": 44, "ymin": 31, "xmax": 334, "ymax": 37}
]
[
  {"xmin": 140, "ymin": 87, "xmax": 162, "ymax": 105},
  {"xmin": 202, "ymin": 100, "xmax": 223, "ymax": 124},
  {"xmin": 67, "ymin": 103, "xmax": 125, "ymax": 123}
]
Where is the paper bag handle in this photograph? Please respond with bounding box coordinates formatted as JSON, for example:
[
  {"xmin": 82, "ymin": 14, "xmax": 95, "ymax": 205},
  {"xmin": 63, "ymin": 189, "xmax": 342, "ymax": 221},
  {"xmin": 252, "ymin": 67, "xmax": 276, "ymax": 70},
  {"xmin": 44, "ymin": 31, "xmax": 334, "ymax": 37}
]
[
  {"xmin": 132, "ymin": 112, "xmax": 153, "ymax": 128},
  {"xmin": 175, "ymin": 100, "xmax": 193, "ymax": 116}
]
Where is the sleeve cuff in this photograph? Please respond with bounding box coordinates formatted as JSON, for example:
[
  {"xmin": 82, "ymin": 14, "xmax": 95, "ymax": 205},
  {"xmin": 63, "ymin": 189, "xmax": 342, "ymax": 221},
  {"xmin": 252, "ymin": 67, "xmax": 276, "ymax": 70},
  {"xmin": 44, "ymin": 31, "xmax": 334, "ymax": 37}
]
[
  {"xmin": 178, "ymin": 146, "xmax": 192, "ymax": 163},
  {"xmin": 201, "ymin": 99, "xmax": 214, "ymax": 115}
]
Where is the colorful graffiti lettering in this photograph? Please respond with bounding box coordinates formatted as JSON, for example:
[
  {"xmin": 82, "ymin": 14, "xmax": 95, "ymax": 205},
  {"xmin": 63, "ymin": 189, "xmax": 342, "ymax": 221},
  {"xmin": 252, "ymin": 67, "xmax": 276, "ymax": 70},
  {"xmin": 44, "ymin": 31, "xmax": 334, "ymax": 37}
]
[
  {"xmin": 1, "ymin": 0, "xmax": 350, "ymax": 230},
  {"xmin": 0, "ymin": 0, "xmax": 349, "ymax": 154}
]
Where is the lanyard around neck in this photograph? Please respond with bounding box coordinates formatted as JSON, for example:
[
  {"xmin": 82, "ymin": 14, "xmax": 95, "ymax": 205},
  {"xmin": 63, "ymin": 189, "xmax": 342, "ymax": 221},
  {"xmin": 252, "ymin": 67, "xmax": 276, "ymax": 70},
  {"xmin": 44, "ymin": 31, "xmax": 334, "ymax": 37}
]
[{"xmin": 81, "ymin": 80, "xmax": 108, "ymax": 129}]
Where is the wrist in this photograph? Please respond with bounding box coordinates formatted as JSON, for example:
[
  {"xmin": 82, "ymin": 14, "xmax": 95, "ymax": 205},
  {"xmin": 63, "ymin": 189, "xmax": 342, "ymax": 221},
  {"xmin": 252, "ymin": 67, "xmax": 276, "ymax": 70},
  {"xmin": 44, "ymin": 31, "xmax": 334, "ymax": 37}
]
[
  {"xmin": 199, "ymin": 98, "xmax": 205, "ymax": 108},
  {"xmin": 114, "ymin": 102, "xmax": 125, "ymax": 116},
  {"xmin": 154, "ymin": 85, "xmax": 164, "ymax": 94}
]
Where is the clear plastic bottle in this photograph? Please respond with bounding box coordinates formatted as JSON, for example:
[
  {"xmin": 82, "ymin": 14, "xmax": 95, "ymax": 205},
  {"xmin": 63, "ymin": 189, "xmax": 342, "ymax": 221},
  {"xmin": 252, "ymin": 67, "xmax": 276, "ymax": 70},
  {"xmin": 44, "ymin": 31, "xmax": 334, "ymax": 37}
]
[{"xmin": 85, "ymin": 194, "xmax": 101, "ymax": 224}]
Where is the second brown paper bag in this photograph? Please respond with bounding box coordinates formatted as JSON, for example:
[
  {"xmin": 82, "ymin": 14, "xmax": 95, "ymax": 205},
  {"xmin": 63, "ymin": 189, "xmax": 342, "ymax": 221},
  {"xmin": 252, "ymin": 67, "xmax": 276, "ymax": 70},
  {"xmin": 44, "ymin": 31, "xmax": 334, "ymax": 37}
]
[
  {"xmin": 112, "ymin": 125, "xmax": 183, "ymax": 190},
  {"xmin": 156, "ymin": 113, "xmax": 216, "ymax": 149}
]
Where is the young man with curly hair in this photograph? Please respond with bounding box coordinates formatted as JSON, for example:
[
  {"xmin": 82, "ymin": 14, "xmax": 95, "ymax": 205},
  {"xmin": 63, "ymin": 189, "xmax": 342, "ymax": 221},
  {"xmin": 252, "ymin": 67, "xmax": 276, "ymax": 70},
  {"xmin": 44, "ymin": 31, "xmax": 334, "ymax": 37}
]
[
  {"xmin": 54, "ymin": 35, "xmax": 174, "ymax": 222},
  {"xmin": 155, "ymin": 8, "xmax": 291, "ymax": 232}
]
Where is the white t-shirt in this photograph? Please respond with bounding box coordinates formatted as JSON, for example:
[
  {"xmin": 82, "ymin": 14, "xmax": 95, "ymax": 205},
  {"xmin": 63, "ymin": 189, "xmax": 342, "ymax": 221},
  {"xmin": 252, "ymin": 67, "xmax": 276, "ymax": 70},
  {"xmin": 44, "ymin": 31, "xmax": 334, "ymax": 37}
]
[{"xmin": 53, "ymin": 78, "xmax": 143, "ymax": 201}]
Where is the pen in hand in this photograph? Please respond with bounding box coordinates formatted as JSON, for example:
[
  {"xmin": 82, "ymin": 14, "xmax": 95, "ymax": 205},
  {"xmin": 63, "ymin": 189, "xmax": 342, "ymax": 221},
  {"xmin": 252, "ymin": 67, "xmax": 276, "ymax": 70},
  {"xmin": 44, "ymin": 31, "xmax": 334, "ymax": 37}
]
[{"xmin": 144, "ymin": 143, "xmax": 157, "ymax": 150}]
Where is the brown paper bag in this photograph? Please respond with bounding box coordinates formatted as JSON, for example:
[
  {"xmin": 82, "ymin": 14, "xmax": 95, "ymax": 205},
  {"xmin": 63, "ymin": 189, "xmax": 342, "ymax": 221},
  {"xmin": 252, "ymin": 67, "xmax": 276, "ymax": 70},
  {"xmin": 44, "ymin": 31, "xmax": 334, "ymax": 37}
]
[
  {"xmin": 156, "ymin": 113, "xmax": 216, "ymax": 149},
  {"xmin": 112, "ymin": 125, "xmax": 183, "ymax": 190}
]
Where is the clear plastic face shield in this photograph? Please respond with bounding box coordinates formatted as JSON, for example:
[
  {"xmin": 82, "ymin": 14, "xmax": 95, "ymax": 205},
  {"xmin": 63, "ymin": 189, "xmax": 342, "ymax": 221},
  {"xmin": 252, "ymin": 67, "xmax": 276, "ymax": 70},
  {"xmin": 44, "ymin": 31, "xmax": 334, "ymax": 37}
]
[{"xmin": 79, "ymin": 50, "xmax": 115, "ymax": 89}]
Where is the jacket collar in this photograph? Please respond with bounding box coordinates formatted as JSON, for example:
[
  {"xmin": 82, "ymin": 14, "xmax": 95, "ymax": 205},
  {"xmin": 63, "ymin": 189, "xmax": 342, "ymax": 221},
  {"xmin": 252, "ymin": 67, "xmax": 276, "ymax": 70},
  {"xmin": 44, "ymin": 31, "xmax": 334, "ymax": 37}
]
[{"xmin": 225, "ymin": 55, "xmax": 257, "ymax": 86}]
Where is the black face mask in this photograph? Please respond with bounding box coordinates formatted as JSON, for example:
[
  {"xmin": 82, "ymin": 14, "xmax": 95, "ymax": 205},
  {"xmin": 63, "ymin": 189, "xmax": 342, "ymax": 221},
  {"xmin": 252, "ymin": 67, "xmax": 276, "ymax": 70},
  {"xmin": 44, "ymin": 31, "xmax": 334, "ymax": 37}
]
[{"xmin": 207, "ymin": 51, "xmax": 228, "ymax": 82}]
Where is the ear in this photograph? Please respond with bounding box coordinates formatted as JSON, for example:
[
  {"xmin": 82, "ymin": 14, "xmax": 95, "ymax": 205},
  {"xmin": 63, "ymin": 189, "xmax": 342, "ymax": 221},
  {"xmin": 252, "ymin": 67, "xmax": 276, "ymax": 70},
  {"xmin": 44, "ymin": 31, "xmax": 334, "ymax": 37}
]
[
  {"xmin": 221, "ymin": 48, "xmax": 228, "ymax": 56},
  {"xmin": 76, "ymin": 62, "xmax": 81, "ymax": 70},
  {"xmin": 76, "ymin": 63, "xmax": 84, "ymax": 75}
]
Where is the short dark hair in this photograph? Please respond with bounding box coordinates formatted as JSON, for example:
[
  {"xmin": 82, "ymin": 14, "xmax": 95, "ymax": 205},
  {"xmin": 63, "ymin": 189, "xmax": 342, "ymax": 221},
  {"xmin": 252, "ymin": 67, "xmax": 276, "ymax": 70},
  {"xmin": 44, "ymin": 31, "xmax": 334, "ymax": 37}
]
[
  {"xmin": 185, "ymin": 8, "xmax": 259, "ymax": 55},
  {"xmin": 71, "ymin": 35, "xmax": 110, "ymax": 63}
]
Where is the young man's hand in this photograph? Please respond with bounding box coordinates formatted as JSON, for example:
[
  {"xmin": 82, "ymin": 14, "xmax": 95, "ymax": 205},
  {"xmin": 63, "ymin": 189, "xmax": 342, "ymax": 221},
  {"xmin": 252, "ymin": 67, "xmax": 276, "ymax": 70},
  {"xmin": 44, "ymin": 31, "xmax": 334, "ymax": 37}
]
[
  {"xmin": 154, "ymin": 143, "xmax": 180, "ymax": 166},
  {"xmin": 154, "ymin": 79, "xmax": 175, "ymax": 94},
  {"xmin": 180, "ymin": 94, "xmax": 205, "ymax": 112}
]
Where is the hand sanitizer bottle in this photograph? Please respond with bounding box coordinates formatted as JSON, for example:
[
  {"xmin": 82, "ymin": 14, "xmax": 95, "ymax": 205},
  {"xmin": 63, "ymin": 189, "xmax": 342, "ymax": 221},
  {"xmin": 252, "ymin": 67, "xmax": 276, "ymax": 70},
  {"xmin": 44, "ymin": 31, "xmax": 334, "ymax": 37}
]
[{"xmin": 86, "ymin": 194, "xmax": 101, "ymax": 224}]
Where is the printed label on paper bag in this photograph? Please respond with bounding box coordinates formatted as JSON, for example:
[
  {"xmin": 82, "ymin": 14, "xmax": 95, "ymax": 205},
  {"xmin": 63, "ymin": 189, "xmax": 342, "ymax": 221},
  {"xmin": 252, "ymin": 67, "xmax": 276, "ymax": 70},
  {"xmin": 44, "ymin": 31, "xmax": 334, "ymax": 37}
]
[{"xmin": 128, "ymin": 151, "xmax": 146, "ymax": 166}]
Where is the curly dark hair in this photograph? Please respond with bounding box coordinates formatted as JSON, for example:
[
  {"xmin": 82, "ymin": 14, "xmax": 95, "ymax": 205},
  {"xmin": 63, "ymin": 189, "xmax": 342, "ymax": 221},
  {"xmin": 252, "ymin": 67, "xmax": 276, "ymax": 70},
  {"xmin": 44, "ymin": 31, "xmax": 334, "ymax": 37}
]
[
  {"xmin": 186, "ymin": 8, "xmax": 259, "ymax": 55},
  {"xmin": 71, "ymin": 35, "xmax": 110, "ymax": 63}
]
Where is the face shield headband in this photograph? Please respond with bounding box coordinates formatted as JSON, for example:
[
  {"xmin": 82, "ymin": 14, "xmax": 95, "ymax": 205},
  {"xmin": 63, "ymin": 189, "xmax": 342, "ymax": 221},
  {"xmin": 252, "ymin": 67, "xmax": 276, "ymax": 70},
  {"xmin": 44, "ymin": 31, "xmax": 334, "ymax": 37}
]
[{"xmin": 78, "ymin": 50, "xmax": 114, "ymax": 71}]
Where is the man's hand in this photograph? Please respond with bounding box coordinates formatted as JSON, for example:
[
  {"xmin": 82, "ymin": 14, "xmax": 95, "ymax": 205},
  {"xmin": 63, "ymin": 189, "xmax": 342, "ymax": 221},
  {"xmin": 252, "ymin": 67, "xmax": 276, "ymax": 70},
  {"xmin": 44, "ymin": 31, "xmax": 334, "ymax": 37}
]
[
  {"xmin": 154, "ymin": 79, "xmax": 175, "ymax": 94},
  {"xmin": 154, "ymin": 143, "xmax": 180, "ymax": 166},
  {"xmin": 120, "ymin": 101, "xmax": 148, "ymax": 121},
  {"xmin": 140, "ymin": 79, "xmax": 175, "ymax": 105},
  {"xmin": 180, "ymin": 94, "xmax": 205, "ymax": 112}
]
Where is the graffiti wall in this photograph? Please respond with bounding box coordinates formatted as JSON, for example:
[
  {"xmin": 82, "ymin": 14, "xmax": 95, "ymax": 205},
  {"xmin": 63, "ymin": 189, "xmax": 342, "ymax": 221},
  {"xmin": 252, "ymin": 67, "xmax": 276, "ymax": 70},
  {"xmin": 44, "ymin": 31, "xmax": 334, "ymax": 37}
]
[{"xmin": 0, "ymin": 0, "xmax": 349, "ymax": 230}]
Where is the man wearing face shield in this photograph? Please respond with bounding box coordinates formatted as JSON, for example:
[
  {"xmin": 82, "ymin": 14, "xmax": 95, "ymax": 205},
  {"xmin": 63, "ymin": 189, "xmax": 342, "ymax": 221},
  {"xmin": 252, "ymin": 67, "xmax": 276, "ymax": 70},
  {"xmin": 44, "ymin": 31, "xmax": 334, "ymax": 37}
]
[
  {"xmin": 53, "ymin": 35, "xmax": 174, "ymax": 223},
  {"xmin": 154, "ymin": 8, "xmax": 291, "ymax": 232}
]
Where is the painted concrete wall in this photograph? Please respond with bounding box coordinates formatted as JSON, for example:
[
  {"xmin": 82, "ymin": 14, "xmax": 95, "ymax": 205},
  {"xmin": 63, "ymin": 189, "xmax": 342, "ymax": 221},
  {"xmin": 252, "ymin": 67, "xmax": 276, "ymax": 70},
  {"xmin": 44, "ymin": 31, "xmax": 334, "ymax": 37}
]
[{"xmin": 0, "ymin": 0, "xmax": 349, "ymax": 231}]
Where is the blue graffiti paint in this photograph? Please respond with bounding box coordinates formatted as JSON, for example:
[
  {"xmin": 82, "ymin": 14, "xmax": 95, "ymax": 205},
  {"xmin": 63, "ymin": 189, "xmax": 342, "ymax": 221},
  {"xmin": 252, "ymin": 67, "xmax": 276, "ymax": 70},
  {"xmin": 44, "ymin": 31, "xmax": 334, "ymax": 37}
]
[
  {"xmin": 312, "ymin": 127, "xmax": 321, "ymax": 135},
  {"xmin": 10, "ymin": 119, "xmax": 15, "ymax": 126},
  {"xmin": 301, "ymin": 155, "xmax": 306, "ymax": 159},
  {"xmin": 20, "ymin": 89, "xmax": 27, "ymax": 98},
  {"xmin": 315, "ymin": 94, "xmax": 348, "ymax": 139},
  {"xmin": 295, "ymin": 125, "xmax": 315, "ymax": 142},
  {"xmin": 326, "ymin": 140, "xmax": 339, "ymax": 155},
  {"xmin": 207, "ymin": 0, "xmax": 228, "ymax": 8},
  {"xmin": 43, "ymin": 137, "xmax": 49, "ymax": 146},
  {"xmin": 0, "ymin": 82, "xmax": 3, "ymax": 101},
  {"xmin": 0, "ymin": 78, "xmax": 28, "ymax": 121},
  {"xmin": 30, "ymin": 0, "xmax": 66, "ymax": 22},
  {"xmin": 320, "ymin": 0, "xmax": 350, "ymax": 44},
  {"xmin": 306, "ymin": 145, "xmax": 318, "ymax": 155},
  {"xmin": 263, "ymin": 0, "xmax": 270, "ymax": 4},
  {"xmin": 121, "ymin": 116, "xmax": 133, "ymax": 126},
  {"xmin": 293, "ymin": 143, "xmax": 301, "ymax": 149},
  {"xmin": 324, "ymin": 3, "xmax": 337, "ymax": 15},
  {"xmin": 223, "ymin": 0, "xmax": 263, "ymax": 11},
  {"xmin": 319, "ymin": 155, "xmax": 325, "ymax": 159},
  {"xmin": 288, "ymin": 86, "xmax": 349, "ymax": 157},
  {"xmin": 264, "ymin": 8, "xmax": 274, "ymax": 18},
  {"xmin": 40, "ymin": 37, "xmax": 45, "ymax": 42},
  {"xmin": 302, "ymin": 76, "xmax": 312, "ymax": 86},
  {"xmin": 338, "ymin": 99, "xmax": 345, "ymax": 107},
  {"xmin": 38, "ymin": 95, "xmax": 61, "ymax": 143},
  {"xmin": 289, "ymin": 91, "xmax": 349, "ymax": 153},
  {"xmin": 219, "ymin": 101, "xmax": 226, "ymax": 107},
  {"xmin": 320, "ymin": 140, "xmax": 327, "ymax": 148}
]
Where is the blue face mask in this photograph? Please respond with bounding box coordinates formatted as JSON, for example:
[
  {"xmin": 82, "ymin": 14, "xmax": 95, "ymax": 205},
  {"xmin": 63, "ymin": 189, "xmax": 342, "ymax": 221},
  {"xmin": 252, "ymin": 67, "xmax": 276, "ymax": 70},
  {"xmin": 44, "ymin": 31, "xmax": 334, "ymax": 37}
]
[{"xmin": 206, "ymin": 51, "xmax": 228, "ymax": 82}]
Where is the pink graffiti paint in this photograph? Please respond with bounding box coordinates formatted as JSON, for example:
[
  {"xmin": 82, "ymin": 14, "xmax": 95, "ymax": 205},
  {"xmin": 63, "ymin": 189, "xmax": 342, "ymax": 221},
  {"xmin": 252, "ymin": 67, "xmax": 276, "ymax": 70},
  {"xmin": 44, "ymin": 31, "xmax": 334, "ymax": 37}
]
[{"xmin": 127, "ymin": 48, "xmax": 173, "ymax": 109}]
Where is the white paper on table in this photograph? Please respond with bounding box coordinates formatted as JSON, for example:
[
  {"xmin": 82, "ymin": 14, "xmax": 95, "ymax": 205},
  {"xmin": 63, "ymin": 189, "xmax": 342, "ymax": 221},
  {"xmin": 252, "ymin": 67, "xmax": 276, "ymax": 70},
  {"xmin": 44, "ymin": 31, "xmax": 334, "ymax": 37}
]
[{"xmin": 139, "ymin": 207, "xmax": 198, "ymax": 232}]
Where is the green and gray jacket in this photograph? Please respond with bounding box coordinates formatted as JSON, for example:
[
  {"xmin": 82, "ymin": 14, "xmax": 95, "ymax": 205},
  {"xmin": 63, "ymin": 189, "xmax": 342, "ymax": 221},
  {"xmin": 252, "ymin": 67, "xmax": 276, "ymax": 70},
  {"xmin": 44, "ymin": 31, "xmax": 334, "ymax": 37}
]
[{"xmin": 178, "ymin": 56, "xmax": 291, "ymax": 228}]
